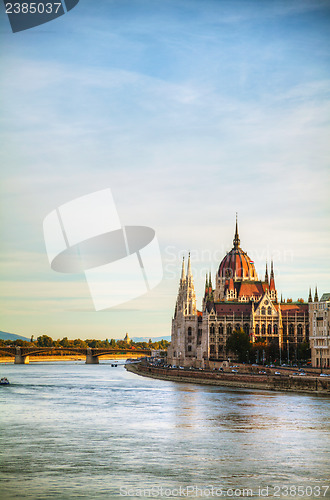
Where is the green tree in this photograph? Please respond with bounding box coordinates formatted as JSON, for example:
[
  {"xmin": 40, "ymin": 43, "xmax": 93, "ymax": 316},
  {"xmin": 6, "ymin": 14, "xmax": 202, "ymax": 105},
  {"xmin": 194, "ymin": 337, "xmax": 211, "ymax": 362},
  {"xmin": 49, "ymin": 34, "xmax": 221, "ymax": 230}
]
[
  {"xmin": 59, "ymin": 337, "xmax": 70, "ymax": 348},
  {"xmin": 297, "ymin": 341, "xmax": 311, "ymax": 362},
  {"xmin": 73, "ymin": 338, "xmax": 87, "ymax": 348},
  {"xmin": 226, "ymin": 329, "xmax": 252, "ymax": 363},
  {"xmin": 37, "ymin": 335, "xmax": 54, "ymax": 347}
]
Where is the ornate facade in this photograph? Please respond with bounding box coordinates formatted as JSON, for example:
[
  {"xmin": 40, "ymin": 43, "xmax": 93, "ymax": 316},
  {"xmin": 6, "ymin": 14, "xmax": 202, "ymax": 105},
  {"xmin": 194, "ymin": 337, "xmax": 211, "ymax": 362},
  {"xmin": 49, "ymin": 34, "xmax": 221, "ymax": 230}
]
[
  {"xmin": 309, "ymin": 293, "xmax": 330, "ymax": 369},
  {"xmin": 168, "ymin": 219, "xmax": 311, "ymax": 368}
]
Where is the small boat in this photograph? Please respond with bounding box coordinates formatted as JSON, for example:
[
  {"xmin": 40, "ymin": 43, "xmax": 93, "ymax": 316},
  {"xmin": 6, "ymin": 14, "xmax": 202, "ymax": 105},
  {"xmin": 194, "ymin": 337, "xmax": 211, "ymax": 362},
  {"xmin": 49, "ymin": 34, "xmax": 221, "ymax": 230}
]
[{"xmin": 0, "ymin": 377, "xmax": 10, "ymax": 385}]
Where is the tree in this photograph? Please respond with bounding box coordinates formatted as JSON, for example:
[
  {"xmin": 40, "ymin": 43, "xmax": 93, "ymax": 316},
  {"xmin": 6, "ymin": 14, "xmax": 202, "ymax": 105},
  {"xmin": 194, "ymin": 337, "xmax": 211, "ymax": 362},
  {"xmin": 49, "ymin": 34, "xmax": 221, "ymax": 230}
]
[
  {"xmin": 297, "ymin": 341, "xmax": 311, "ymax": 362},
  {"xmin": 59, "ymin": 337, "xmax": 70, "ymax": 348},
  {"xmin": 226, "ymin": 329, "xmax": 252, "ymax": 363},
  {"xmin": 37, "ymin": 335, "xmax": 54, "ymax": 347}
]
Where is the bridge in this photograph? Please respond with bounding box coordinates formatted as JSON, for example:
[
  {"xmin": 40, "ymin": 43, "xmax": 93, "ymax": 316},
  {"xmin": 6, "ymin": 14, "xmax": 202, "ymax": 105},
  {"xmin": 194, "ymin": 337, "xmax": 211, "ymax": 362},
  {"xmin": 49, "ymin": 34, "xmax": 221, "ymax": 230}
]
[{"xmin": 0, "ymin": 346, "xmax": 152, "ymax": 364}]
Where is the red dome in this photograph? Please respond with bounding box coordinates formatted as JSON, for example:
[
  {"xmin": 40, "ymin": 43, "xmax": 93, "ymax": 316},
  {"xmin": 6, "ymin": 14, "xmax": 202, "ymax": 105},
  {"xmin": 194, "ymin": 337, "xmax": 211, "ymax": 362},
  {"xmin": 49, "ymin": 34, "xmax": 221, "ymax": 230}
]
[
  {"xmin": 218, "ymin": 247, "xmax": 257, "ymax": 280},
  {"xmin": 218, "ymin": 219, "xmax": 257, "ymax": 280}
]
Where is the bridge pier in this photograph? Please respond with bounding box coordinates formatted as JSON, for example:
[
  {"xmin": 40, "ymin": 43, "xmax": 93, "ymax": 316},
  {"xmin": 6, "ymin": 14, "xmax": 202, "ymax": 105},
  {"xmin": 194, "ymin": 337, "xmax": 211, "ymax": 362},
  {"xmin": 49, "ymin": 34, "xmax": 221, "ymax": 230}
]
[
  {"xmin": 15, "ymin": 347, "xmax": 29, "ymax": 364},
  {"xmin": 86, "ymin": 348, "xmax": 99, "ymax": 364}
]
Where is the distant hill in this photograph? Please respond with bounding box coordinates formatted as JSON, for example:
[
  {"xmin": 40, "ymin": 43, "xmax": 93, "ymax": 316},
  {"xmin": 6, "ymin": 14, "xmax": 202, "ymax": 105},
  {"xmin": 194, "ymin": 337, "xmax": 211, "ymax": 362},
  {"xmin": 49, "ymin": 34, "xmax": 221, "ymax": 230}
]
[
  {"xmin": 0, "ymin": 331, "xmax": 30, "ymax": 341},
  {"xmin": 130, "ymin": 336, "xmax": 171, "ymax": 342},
  {"xmin": 0, "ymin": 330, "xmax": 171, "ymax": 343}
]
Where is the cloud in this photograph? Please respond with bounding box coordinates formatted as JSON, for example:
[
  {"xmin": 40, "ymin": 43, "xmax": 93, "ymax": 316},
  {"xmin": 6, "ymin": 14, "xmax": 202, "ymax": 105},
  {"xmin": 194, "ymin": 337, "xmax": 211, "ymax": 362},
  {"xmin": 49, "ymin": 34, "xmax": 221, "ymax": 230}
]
[{"xmin": 1, "ymin": 0, "xmax": 330, "ymax": 338}]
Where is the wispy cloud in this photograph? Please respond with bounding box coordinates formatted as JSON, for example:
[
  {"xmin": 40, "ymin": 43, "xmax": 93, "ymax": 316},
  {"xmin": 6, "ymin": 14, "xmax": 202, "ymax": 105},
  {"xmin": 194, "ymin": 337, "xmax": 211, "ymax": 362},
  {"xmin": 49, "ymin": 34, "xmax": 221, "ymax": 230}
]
[{"xmin": 1, "ymin": 0, "xmax": 329, "ymax": 338}]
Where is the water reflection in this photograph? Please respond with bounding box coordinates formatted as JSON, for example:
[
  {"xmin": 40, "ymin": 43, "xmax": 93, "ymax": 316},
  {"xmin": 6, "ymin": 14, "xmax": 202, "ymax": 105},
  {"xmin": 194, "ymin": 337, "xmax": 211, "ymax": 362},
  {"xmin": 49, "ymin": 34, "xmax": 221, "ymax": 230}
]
[{"xmin": 0, "ymin": 363, "xmax": 329, "ymax": 499}]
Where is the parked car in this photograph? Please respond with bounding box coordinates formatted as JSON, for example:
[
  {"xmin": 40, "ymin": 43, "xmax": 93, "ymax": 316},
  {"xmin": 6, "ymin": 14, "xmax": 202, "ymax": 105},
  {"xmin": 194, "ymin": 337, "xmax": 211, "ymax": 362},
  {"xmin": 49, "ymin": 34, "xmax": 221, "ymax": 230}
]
[{"xmin": 274, "ymin": 371, "xmax": 281, "ymax": 375}]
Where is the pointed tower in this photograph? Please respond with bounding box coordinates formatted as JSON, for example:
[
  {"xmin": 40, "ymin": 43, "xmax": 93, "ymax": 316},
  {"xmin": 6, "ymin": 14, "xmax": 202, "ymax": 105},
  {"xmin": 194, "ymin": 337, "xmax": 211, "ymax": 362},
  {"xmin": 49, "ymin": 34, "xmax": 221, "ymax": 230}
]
[
  {"xmin": 233, "ymin": 213, "xmax": 240, "ymax": 249},
  {"xmin": 208, "ymin": 272, "xmax": 214, "ymax": 301},
  {"xmin": 183, "ymin": 253, "xmax": 197, "ymax": 316},
  {"xmin": 174, "ymin": 257, "xmax": 186, "ymax": 318},
  {"xmin": 180, "ymin": 256, "xmax": 185, "ymax": 284},
  {"xmin": 265, "ymin": 262, "xmax": 269, "ymax": 284},
  {"xmin": 269, "ymin": 260, "xmax": 277, "ymax": 302},
  {"xmin": 314, "ymin": 286, "xmax": 319, "ymax": 302},
  {"xmin": 308, "ymin": 288, "xmax": 313, "ymax": 303},
  {"xmin": 169, "ymin": 253, "xmax": 197, "ymax": 368}
]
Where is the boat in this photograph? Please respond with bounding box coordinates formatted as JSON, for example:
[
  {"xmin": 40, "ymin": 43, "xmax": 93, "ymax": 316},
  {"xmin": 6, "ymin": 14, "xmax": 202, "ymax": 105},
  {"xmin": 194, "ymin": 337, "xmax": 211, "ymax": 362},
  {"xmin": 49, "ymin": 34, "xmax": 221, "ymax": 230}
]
[{"xmin": 0, "ymin": 377, "xmax": 10, "ymax": 385}]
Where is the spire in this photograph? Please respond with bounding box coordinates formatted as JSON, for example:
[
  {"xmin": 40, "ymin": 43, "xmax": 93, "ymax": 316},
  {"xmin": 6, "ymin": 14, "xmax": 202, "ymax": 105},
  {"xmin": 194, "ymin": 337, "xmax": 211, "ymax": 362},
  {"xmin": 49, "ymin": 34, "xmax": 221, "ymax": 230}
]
[
  {"xmin": 265, "ymin": 261, "xmax": 269, "ymax": 283},
  {"xmin": 280, "ymin": 292, "xmax": 283, "ymax": 303},
  {"xmin": 187, "ymin": 252, "xmax": 192, "ymax": 278},
  {"xmin": 204, "ymin": 274, "xmax": 209, "ymax": 302},
  {"xmin": 308, "ymin": 288, "xmax": 313, "ymax": 303},
  {"xmin": 180, "ymin": 256, "xmax": 185, "ymax": 282},
  {"xmin": 208, "ymin": 272, "xmax": 212, "ymax": 288},
  {"xmin": 269, "ymin": 260, "xmax": 276, "ymax": 292},
  {"xmin": 233, "ymin": 213, "xmax": 240, "ymax": 249},
  {"xmin": 314, "ymin": 286, "xmax": 319, "ymax": 302}
]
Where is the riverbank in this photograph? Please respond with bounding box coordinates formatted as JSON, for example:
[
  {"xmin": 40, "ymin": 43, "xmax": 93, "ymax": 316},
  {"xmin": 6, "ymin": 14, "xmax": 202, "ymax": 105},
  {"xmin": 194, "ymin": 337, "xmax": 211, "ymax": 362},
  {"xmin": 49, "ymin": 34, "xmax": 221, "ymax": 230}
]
[{"xmin": 126, "ymin": 362, "xmax": 330, "ymax": 395}]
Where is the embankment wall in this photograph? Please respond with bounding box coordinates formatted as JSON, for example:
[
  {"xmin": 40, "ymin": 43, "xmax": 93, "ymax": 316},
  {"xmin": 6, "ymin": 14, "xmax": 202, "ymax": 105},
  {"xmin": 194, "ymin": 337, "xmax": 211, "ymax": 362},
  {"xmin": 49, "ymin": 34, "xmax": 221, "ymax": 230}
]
[{"xmin": 126, "ymin": 363, "xmax": 330, "ymax": 395}]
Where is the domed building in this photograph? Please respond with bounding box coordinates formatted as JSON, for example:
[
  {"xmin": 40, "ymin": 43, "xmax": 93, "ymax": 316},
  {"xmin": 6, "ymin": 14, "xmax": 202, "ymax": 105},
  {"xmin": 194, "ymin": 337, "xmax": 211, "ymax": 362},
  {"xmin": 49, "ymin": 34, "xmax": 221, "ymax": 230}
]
[{"xmin": 167, "ymin": 219, "xmax": 310, "ymax": 369}]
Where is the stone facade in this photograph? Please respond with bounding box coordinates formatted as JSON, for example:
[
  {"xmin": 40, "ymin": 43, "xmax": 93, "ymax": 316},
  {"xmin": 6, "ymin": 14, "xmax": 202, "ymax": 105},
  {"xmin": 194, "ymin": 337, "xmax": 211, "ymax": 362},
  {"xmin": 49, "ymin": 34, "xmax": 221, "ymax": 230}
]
[
  {"xmin": 309, "ymin": 293, "xmax": 330, "ymax": 369},
  {"xmin": 167, "ymin": 220, "xmax": 311, "ymax": 368}
]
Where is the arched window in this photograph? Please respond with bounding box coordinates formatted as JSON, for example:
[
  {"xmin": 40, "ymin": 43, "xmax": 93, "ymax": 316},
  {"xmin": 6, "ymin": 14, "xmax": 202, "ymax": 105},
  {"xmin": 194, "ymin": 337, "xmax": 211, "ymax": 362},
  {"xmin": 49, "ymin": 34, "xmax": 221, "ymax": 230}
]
[
  {"xmin": 235, "ymin": 324, "xmax": 240, "ymax": 332},
  {"xmin": 188, "ymin": 327, "xmax": 192, "ymax": 336},
  {"xmin": 209, "ymin": 324, "xmax": 215, "ymax": 335},
  {"xmin": 274, "ymin": 324, "xmax": 278, "ymax": 335},
  {"xmin": 210, "ymin": 344, "xmax": 215, "ymax": 354},
  {"xmin": 244, "ymin": 323, "xmax": 249, "ymax": 335},
  {"xmin": 187, "ymin": 345, "xmax": 192, "ymax": 352},
  {"xmin": 255, "ymin": 325, "xmax": 260, "ymax": 335},
  {"xmin": 289, "ymin": 324, "xmax": 294, "ymax": 335},
  {"xmin": 227, "ymin": 324, "xmax": 232, "ymax": 336},
  {"xmin": 267, "ymin": 307, "xmax": 272, "ymax": 315},
  {"xmin": 261, "ymin": 324, "xmax": 266, "ymax": 336},
  {"xmin": 267, "ymin": 324, "xmax": 272, "ymax": 335},
  {"xmin": 261, "ymin": 307, "xmax": 266, "ymax": 315},
  {"xmin": 218, "ymin": 324, "xmax": 224, "ymax": 335},
  {"xmin": 297, "ymin": 324, "xmax": 303, "ymax": 336}
]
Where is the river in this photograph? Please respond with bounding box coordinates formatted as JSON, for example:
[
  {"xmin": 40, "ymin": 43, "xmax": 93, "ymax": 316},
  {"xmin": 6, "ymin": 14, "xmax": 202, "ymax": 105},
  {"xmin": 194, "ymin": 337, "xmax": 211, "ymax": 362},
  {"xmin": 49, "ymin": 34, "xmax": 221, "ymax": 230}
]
[{"xmin": 0, "ymin": 361, "xmax": 329, "ymax": 499}]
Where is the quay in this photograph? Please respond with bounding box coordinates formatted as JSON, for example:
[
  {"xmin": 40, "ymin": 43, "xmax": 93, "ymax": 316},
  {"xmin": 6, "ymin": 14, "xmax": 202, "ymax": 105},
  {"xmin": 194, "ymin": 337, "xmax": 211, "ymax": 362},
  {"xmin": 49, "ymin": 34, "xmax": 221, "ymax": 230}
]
[{"xmin": 125, "ymin": 362, "xmax": 330, "ymax": 395}]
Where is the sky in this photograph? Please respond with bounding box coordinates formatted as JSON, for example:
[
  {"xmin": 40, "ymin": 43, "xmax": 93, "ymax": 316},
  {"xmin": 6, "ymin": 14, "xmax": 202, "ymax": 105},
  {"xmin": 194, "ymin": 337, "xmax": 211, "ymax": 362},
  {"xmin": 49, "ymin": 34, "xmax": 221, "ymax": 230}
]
[{"xmin": 0, "ymin": 0, "xmax": 329, "ymax": 340}]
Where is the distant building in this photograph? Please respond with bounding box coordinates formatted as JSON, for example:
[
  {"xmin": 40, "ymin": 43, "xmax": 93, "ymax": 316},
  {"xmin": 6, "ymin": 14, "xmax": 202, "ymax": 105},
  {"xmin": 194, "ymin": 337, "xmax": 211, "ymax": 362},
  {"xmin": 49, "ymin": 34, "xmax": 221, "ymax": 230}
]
[
  {"xmin": 167, "ymin": 218, "xmax": 311, "ymax": 368},
  {"xmin": 309, "ymin": 292, "xmax": 330, "ymax": 369},
  {"xmin": 124, "ymin": 333, "xmax": 131, "ymax": 344}
]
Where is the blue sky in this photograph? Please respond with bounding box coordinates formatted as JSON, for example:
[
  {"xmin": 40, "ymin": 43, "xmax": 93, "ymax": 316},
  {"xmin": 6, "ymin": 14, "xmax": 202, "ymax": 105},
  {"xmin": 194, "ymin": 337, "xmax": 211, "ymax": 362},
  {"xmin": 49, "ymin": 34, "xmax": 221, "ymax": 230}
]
[{"xmin": 1, "ymin": 0, "xmax": 329, "ymax": 339}]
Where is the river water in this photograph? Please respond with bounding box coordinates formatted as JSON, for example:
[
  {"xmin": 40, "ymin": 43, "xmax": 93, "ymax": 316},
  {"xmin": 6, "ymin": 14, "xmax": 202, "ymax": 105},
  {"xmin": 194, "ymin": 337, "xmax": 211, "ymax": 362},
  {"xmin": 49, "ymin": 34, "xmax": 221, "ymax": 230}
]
[{"xmin": 0, "ymin": 362, "xmax": 329, "ymax": 500}]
